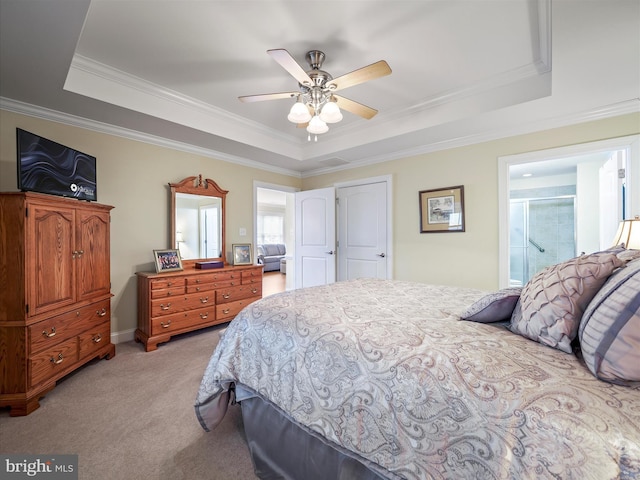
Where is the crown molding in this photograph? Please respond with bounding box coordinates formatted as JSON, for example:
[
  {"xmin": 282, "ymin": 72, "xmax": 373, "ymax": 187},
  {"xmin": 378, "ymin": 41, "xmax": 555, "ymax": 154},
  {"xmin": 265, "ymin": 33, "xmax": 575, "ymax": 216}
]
[
  {"xmin": 3, "ymin": 96, "xmax": 637, "ymax": 180},
  {"xmin": 0, "ymin": 97, "xmax": 303, "ymax": 179},
  {"xmin": 302, "ymin": 99, "xmax": 640, "ymax": 178}
]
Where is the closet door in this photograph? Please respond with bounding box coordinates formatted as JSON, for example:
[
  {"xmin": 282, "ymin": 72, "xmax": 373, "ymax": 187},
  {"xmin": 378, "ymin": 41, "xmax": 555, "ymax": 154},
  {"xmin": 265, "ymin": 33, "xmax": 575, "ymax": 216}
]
[{"xmin": 27, "ymin": 203, "xmax": 76, "ymax": 316}]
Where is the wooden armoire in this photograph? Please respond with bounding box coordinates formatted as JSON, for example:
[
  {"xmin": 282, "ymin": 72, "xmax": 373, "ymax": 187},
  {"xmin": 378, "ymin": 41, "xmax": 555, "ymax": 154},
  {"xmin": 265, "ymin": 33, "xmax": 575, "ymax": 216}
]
[{"xmin": 0, "ymin": 192, "xmax": 115, "ymax": 416}]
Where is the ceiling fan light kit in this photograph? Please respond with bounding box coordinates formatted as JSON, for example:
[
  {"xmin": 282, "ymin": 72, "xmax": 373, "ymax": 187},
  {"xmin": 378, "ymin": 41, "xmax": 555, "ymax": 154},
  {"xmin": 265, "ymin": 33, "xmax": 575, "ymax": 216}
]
[{"xmin": 239, "ymin": 49, "xmax": 392, "ymax": 140}]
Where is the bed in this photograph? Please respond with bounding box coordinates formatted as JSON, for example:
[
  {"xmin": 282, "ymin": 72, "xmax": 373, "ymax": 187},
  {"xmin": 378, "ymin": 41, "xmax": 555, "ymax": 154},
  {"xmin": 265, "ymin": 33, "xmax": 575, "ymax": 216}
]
[{"xmin": 195, "ymin": 250, "xmax": 640, "ymax": 479}]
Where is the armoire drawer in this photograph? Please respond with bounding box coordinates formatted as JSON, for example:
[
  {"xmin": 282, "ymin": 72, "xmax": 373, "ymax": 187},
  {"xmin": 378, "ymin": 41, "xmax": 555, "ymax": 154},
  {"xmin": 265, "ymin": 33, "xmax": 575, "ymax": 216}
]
[
  {"xmin": 30, "ymin": 337, "xmax": 79, "ymax": 387},
  {"xmin": 78, "ymin": 320, "xmax": 111, "ymax": 360},
  {"xmin": 29, "ymin": 299, "xmax": 111, "ymax": 354}
]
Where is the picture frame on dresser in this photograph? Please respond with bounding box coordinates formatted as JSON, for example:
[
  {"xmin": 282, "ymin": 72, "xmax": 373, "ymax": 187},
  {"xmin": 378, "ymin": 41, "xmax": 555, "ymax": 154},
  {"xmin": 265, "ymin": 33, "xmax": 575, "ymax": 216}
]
[
  {"xmin": 153, "ymin": 249, "xmax": 183, "ymax": 273},
  {"xmin": 232, "ymin": 244, "xmax": 253, "ymax": 265}
]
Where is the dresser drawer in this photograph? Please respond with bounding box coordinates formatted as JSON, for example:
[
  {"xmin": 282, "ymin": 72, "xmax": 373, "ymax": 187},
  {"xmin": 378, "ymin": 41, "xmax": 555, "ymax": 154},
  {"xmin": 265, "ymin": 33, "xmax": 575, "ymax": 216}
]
[
  {"xmin": 216, "ymin": 297, "xmax": 257, "ymax": 321},
  {"xmin": 78, "ymin": 320, "xmax": 111, "ymax": 360},
  {"xmin": 150, "ymin": 307, "xmax": 215, "ymax": 336},
  {"xmin": 216, "ymin": 284, "xmax": 262, "ymax": 304},
  {"xmin": 29, "ymin": 299, "xmax": 111, "ymax": 354},
  {"xmin": 150, "ymin": 286, "xmax": 186, "ymax": 299},
  {"xmin": 185, "ymin": 278, "xmax": 239, "ymax": 294},
  {"xmin": 185, "ymin": 271, "xmax": 242, "ymax": 285},
  {"xmin": 150, "ymin": 278, "xmax": 185, "ymax": 290},
  {"xmin": 242, "ymin": 269, "xmax": 262, "ymax": 284},
  {"xmin": 30, "ymin": 337, "xmax": 79, "ymax": 387},
  {"xmin": 151, "ymin": 292, "xmax": 214, "ymax": 317}
]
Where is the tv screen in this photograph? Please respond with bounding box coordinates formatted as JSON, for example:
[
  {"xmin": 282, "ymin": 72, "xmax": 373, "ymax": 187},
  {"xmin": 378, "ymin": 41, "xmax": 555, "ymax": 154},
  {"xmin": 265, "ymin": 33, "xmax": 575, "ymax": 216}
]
[{"xmin": 16, "ymin": 128, "xmax": 97, "ymax": 201}]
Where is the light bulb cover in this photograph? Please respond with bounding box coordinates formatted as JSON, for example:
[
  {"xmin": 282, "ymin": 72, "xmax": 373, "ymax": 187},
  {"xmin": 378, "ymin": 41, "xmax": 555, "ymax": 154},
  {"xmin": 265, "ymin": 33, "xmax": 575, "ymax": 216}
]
[
  {"xmin": 319, "ymin": 101, "xmax": 343, "ymax": 123},
  {"xmin": 288, "ymin": 102, "xmax": 312, "ymax": 123},
  {"xmin": 306, "ymin": 115, "xmax": 328, "ymax": 134}
]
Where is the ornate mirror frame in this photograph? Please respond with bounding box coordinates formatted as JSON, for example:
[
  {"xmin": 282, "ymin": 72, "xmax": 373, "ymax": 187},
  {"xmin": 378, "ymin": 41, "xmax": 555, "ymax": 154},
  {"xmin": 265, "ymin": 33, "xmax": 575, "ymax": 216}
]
[{"xmin": 170, "ymin": 174, "xmax": 228, "ymax": 266}]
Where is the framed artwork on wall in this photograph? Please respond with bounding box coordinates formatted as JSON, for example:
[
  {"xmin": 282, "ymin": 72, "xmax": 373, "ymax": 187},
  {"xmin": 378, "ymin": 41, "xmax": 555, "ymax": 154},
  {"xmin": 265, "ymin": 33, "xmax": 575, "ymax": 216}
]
[
  {"xmin": 419, "ymin": 185, "xmax": 465, "ymax": 233},
  {"xmin": 153, "ymin": 249, "xmax": 183, "ymax": 273}
]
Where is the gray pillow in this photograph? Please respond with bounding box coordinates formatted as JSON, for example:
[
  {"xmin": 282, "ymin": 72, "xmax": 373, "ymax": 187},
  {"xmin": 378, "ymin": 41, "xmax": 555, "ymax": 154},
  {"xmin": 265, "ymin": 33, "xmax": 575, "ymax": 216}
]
[
  {"xmin": 460, "ymin": 287, "xmax": 522, "ymax": 323},
  {"xmin": 510, "ymin": 250, "xmax": 625, "ymax": 353},
  {"xmin": 579, "ymin": 258, "xmax": 640, "ymax": 385}
]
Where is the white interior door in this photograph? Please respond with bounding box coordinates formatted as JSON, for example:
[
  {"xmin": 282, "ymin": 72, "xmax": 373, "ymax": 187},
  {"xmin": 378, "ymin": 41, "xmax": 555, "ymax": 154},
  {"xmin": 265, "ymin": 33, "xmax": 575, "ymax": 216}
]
[
  {"xmin": 337, "ymin": 182, "xmax": 387, "ymax": 280},
  {"xmin": 294, "ymin": 187, "xmax": 336, "ymax": 289}
]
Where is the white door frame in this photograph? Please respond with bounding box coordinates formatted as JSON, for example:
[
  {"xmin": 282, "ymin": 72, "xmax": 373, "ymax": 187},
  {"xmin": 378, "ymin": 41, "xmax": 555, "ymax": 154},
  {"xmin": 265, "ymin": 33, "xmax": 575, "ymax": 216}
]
[
  {"xmin": 498, "ymin": 135, "xmax": 640, "ymax": 288},
  {"xmin": 335, "ymin": 175, "xmax": 393, "ymax": 280}
]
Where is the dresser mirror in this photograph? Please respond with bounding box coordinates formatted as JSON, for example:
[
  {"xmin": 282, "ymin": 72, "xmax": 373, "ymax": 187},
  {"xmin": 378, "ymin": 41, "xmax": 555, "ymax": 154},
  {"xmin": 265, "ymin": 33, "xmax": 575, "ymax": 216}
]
[{"xmin": 170, "ymin": 175, "xmax": 228, "ymax": 264}]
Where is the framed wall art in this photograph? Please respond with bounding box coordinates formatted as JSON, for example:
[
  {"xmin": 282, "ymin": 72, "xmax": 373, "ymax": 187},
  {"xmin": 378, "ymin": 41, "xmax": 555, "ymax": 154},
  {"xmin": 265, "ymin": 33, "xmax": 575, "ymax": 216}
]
[
  {"xmin": 232, "ymin": 243, "xmax": 253, "ymax": 265},
  {"xmin": 419, "ymin": 185, "xmax": 465, "ymax": 233},
  {"xmin": 153, "ymin": 249, "xmax": 183, "ymax": 273}
]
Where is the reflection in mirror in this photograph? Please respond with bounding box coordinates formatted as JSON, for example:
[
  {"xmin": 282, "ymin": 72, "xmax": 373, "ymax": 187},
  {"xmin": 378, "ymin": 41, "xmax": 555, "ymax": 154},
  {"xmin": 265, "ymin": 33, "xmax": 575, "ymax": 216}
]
[
  {"xmin": 170, "ymin": 175, "xmax": 227, "ymax": 264},
  {"xmin": 175, "ymin": 193, "xmax": 223, "ymax": 259}
]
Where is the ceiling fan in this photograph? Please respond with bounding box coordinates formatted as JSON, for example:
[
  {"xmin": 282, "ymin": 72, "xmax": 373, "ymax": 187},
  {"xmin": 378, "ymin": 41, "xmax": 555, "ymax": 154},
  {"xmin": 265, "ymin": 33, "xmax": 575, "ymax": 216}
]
[{"xmin": 239, "ymin": 49, "xmax": 392, "ymax": 139}]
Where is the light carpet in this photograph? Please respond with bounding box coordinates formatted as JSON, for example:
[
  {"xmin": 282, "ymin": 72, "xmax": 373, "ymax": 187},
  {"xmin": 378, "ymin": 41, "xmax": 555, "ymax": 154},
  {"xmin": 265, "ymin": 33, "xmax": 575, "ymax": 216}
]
[{"xmin": 0, "ymin": 325, "xmax": 259, "ymax": 480}]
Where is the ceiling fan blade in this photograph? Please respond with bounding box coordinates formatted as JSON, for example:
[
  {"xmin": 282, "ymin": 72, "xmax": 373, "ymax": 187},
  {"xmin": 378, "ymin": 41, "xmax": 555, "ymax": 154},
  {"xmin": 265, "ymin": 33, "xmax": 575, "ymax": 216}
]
[
  {"xmin": 334, "ymin": 95, "xmax": 378, "ymax": 119},
  {"xmin": 327, "ymin": 60, "xmax": 392, "ymax": 92},
  {"xmin": 267, "ymin": 49, "xmax": 313, "ymax": 86},
  {"xmin": 239, "ymin": 92, "xmax": 298, "ymax": 103}
]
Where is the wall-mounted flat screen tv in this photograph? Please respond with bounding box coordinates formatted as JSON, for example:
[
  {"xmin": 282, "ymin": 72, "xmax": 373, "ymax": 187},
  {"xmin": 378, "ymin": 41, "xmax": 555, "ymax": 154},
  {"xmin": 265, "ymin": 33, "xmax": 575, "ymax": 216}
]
[{"xmin": 17, "ymin": 128, "xmax": 97, "ymax": 202}]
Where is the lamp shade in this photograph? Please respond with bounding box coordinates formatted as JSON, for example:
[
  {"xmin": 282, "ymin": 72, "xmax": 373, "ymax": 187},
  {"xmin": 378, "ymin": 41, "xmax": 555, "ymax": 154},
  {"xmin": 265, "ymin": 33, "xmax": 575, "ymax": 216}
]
[
  {"xmin": 612, "ymin": 216, "xmax": 640, "ymax": 249},
  {"xmin": 319, "ymin": 101, "xmax": 343, "ymax": 123},
  {"xmin": 287, "ymin": 102, "xmax": 312, "ymax": 123},
  {"xmin": 306, "ymin": 115, "xmax": 328, "ymax": 134}
]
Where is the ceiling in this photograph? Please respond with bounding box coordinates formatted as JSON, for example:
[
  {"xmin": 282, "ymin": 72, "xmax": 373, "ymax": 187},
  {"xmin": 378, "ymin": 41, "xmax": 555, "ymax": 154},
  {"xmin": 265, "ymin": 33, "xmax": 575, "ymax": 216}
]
[{"xmin": 1, "ymin": 1, "xmax": 638, "ymax": 177}]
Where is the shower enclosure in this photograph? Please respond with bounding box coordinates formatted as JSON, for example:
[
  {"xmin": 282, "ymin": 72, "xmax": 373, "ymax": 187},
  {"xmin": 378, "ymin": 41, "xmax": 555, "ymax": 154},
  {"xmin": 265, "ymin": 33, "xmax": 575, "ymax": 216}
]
[{"xmin": 509, "ymin": 195, "xmax": 576, "ymax": 286}]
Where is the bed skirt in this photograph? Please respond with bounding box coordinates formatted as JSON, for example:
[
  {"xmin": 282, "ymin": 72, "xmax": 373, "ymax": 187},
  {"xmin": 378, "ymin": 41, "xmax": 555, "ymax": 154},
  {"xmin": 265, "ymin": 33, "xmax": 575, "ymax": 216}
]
[{"xmin": 238, "ymin": 386, "xmax": 389, "ymax": 480}]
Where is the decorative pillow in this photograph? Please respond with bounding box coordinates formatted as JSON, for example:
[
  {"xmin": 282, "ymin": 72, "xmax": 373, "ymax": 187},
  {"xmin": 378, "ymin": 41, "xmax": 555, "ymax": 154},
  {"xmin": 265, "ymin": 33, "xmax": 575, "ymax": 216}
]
[
  {"xmin": 579, "ymin": 258, "xmax": 640, "ymax": 385},
  {"xmin": 460, "ymin": 287, "xmax": 521, "ymax": 323},
  {"xmin": 510, "ymin": 251, "xmax": 625, "ymax": 353}
]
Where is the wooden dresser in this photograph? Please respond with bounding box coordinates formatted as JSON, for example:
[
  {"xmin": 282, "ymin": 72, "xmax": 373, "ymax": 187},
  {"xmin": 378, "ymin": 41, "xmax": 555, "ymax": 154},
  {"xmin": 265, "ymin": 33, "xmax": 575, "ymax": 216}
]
[
  {"xmin": 0, "ymin": 192, "xmax": 115, "ymax": 416},
  {"xmin": 136, "ymin": 265, "xmax": 263, "ymax": 351}
]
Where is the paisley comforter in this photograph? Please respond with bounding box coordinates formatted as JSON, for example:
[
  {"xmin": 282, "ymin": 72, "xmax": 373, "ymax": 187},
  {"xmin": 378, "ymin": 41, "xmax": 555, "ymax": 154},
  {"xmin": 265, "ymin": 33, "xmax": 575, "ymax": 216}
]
[{"xmin": 195, "ymin": 278, "xmax": 640, "ymax": 479}]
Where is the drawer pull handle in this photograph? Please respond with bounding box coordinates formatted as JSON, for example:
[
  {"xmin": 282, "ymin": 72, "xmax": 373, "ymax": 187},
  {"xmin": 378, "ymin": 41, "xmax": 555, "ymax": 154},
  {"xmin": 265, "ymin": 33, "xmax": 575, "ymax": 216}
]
[
  {"xmin": 196, "ymin": 279, "xmax": 201, "ymax": 283},
  {"xmin": 251, "ymin": 288, "xmax": 258, "ymax": 294},
  {"xmin": 42, "ymin": 327, "xmax": 56, "ymax": 338},
  {"xmin": 222, "ymin": 293, "xmax": 230, "ymax": 299},
  {"xmin": 96, "ymin": 308, "xmax": 107, "ymax": 317},
  {"xmin": 161, "ymin": 320, "xmax": 171, "ymax": 329},
  {"xmin": 231, "ymin": 281, "xmax": 236, "ymax": 286},
  {"xmin": 222, "ymin": 308, "xmax": 230, "ymax": 314},
  {"xmin": 160, "ymin": 303, "xmax": 171, "ymax": 311},
  {"xmin": 200, "ymin": 296, "xmax": 209, "ymax": 304},
  {"xmin": 199, "ymin": 312, "xmax": 209, "ymax": 319},
  {"xmin": 50, "ymin": 353, "xmax": 64, "ymax": 365},
  {"xmin": 93, "ymin": 334, "xmax": 102, "ymax": 343},
  {"xmin": 196, "ymin": 287, "xmax": 201, "ymax": 291}
]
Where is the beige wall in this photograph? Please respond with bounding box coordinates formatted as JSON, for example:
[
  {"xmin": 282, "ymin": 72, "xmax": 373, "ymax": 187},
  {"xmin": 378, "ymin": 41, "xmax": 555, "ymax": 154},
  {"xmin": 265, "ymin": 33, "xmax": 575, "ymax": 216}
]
[
  {"xmin": 302, "ymin": 113, "xmax": 640, "ymax": 290},
  {"xmin": 1, "ymin": 109, "xmax": 639, "ymax": 340},
  {"xmin": 0, "ymin": 110, "xmax": 301, "ymax": 340}
]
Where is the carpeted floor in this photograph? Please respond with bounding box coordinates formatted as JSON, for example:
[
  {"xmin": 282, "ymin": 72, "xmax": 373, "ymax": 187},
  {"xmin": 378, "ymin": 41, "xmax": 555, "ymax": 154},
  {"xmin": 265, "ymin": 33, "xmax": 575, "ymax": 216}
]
[{"xmin": 0, "ymin": 325, "xmax": 259, "ymax": 480}]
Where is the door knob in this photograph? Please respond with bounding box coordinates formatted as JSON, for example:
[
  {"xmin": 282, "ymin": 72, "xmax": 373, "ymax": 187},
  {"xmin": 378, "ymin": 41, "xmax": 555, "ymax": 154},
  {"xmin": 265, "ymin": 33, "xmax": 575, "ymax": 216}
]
[
  {"xmin": 377, "ymin": 253, "xmax": 386, "ymax": 258},
  {"xmin": 325, "ymin": 250, "xmax": 335, "ymax": 255}
]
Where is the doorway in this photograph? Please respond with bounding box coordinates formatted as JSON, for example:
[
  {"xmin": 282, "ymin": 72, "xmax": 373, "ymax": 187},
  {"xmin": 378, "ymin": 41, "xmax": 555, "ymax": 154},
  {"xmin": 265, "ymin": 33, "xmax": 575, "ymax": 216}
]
[{"xmin": 498, "ymin": 135, "xmax": 639, "ymax": 288}]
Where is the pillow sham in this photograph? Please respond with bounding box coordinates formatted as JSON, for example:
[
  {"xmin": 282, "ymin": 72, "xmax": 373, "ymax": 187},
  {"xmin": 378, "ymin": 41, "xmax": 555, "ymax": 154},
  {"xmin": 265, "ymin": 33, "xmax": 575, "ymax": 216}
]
[
  {"xmin": 510, "ymin": 250, "xmax": 624, "ymax": 353},
  {"xmin": 579, "ymin": 258, "xmax": 640, "ymax": 385},
  {"xmin": 460, "ymin": 287, "xmax": 521, "ymax": 323}
]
